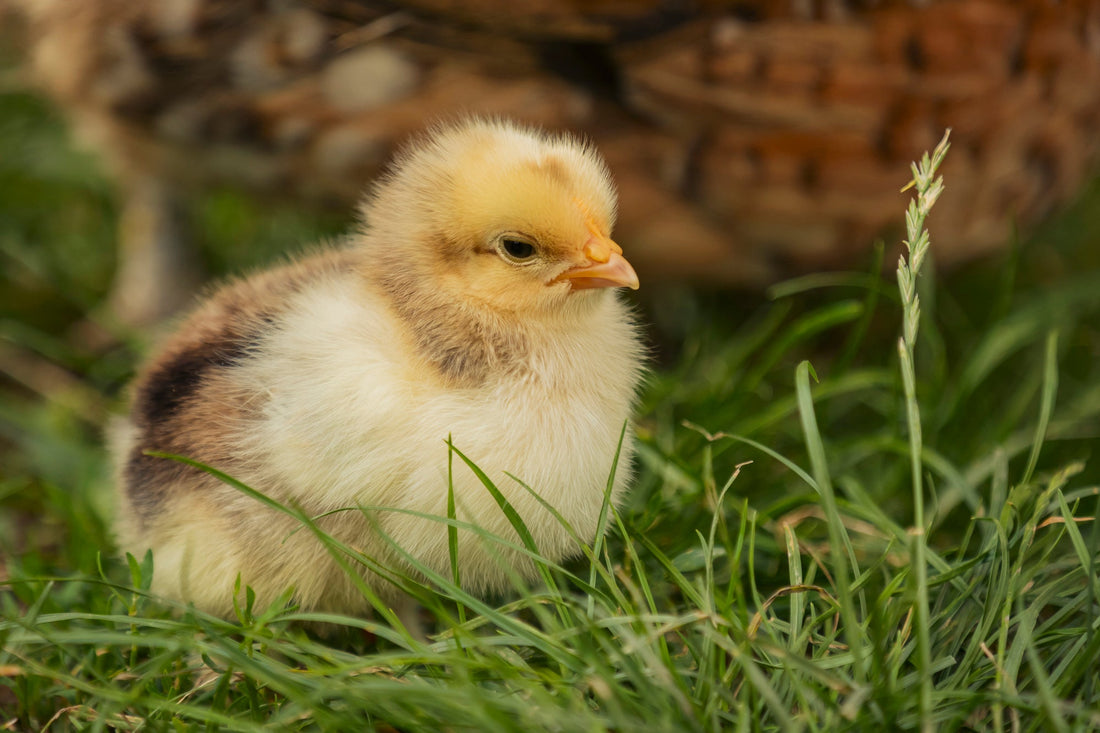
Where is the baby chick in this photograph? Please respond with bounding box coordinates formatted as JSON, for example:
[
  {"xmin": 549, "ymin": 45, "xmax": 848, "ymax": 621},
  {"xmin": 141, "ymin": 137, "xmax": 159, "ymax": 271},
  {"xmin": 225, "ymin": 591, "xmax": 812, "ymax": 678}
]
[{"xmin": 112, "ymin": 118, "xmax": 643, "ymax": 621}]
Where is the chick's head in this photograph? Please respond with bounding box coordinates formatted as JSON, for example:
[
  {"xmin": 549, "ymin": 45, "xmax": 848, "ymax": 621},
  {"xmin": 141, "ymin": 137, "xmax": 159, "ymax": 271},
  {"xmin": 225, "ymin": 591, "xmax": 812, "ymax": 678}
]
[{"xmin": 361, "ymin": 119, "xmax": 638, "ymax": 315}]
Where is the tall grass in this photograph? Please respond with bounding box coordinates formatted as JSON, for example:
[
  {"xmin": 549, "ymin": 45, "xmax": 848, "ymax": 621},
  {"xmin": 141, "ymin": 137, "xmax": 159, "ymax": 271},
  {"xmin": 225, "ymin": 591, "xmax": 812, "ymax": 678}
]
[{"xmin": 2, "ymin": 85, "xmax": 1100, "ymax": 730}]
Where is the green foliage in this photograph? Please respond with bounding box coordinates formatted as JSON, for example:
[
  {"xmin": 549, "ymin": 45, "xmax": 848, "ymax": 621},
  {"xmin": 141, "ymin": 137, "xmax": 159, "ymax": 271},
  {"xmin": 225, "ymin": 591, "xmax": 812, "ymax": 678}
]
[{"xmin": 3, "ymin": 78, "xmax": 1099, "ymax": 731}]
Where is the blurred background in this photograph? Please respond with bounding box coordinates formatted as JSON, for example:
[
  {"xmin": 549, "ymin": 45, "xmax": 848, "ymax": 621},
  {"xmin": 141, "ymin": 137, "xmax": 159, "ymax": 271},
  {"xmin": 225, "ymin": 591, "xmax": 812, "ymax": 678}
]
[
  {"xmin": 1, "ymin": 1, "xmax": 1099, "ymax": 580},
  {"xmin": 5, "ymin": 0, "xmax": 1100, "ymax": 324}
]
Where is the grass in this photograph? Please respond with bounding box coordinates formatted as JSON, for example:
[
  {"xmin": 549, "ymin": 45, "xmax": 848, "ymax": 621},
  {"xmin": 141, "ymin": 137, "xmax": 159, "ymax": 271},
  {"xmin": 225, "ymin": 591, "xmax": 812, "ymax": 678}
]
[{"xmin": 2, "ymin": 76, "xmax": 1100, "ymax": 730}]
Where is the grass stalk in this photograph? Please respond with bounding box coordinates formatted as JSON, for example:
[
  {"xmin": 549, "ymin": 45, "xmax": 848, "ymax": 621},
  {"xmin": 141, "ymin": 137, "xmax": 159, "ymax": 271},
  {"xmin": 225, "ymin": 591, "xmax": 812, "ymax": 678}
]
[{"xmin": 896, "ymin": 128, "xmax": 951, "ymax": 732}]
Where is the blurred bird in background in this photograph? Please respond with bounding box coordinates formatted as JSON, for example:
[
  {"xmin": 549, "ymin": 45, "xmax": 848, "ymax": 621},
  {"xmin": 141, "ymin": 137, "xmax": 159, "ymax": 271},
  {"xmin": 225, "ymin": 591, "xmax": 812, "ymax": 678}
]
[{"xmin": 3, "ymin": 0, "xmax": 1099, "ymax": 327}]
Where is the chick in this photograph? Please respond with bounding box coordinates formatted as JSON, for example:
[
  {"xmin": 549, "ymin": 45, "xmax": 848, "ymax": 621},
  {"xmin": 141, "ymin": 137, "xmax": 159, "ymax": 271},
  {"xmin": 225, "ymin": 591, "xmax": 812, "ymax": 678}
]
[{"xmin": 112, "ymin": 118, "xmax": 643, "ymax": 620}]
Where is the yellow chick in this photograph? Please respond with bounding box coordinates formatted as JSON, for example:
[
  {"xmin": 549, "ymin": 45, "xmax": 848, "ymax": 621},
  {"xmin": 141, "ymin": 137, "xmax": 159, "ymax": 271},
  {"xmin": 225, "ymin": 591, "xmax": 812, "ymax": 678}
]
[{"xmin": 112, "ymin": 118, "xmax": 643, "ymax": 621}]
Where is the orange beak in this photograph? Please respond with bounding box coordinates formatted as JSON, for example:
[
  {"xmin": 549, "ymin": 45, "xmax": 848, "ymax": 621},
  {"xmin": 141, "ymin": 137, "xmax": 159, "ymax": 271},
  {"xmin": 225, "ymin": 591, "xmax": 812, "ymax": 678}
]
[
  {"xmin": 556, "ymin": 251, "xmax": 640, "ymax": 291},
  {"xmin": 554, "ymin": 232, "xmax": 640, "ymax": 291}
]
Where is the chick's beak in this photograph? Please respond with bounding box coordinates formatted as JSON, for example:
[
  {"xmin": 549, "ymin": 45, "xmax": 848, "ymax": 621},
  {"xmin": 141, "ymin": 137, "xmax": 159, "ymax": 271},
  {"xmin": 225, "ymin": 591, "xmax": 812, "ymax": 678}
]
[{"xmin": 554, "ymin": 236, "xmax": 640, "ymax": 291}]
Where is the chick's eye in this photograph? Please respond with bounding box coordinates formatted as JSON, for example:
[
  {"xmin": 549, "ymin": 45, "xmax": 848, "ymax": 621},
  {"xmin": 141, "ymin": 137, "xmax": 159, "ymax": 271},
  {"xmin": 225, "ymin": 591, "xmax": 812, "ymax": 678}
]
[{"xmin": 499, "ymin": 237, "xmax": 538, "ymax": 263}]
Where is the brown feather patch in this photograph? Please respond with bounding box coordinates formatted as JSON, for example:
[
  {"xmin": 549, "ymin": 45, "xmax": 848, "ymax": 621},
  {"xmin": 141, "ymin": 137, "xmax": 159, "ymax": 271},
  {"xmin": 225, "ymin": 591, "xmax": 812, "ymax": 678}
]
[{"xmin": 123, "ymin": 248, "xmax": 360, "ymax": 524}]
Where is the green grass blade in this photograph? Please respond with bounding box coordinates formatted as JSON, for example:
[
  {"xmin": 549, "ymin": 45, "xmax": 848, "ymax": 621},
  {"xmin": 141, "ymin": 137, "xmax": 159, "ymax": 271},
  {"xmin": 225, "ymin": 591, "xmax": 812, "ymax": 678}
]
[
  {"xmin": 1021, "ymin": 330, "xmax": 1059, "ymax": 486},
  {"xmin": 794, "ymin": 360, "xmax": 865, "ymax": 683}
]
